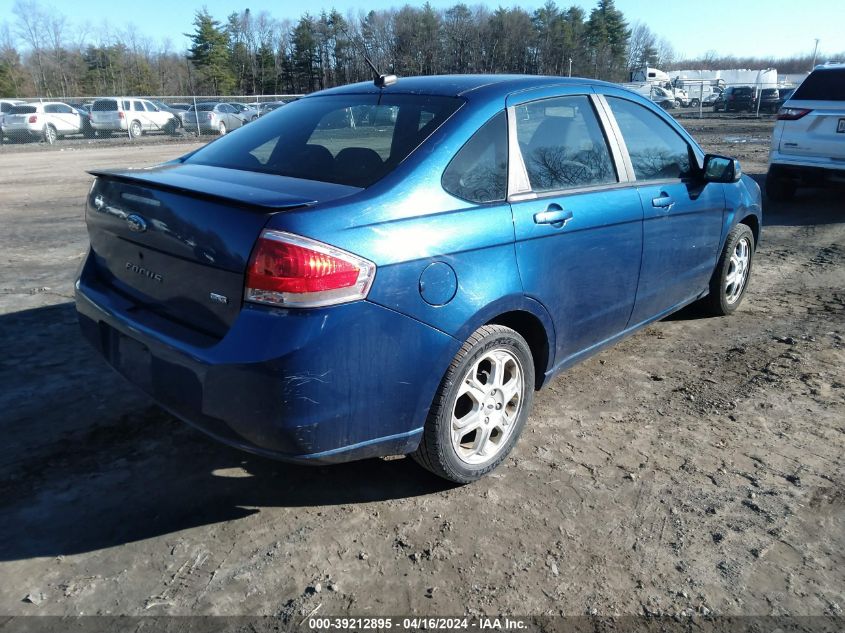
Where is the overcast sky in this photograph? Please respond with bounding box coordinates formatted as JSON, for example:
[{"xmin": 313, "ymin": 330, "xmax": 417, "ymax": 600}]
[{"xmin": 0, "ymin": 0, "xmax": 840, "ymax": 60}]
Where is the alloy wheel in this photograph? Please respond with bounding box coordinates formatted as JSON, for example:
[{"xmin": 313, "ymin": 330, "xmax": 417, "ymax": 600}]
[
  {"xmin": 451, "ymin": 348, "xmax": 524, "ymax": 465},
  {"xmin": 725, "ymin": 236, "xmax": 751, "ymax": 305}
]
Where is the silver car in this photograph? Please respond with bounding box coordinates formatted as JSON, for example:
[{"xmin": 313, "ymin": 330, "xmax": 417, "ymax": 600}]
[
  {"xmin": 228, "ymin": 102, "xmax": 259, "ymax": 122},
  {"xmin": 2, "ymin": 101, "xmax": 83, "ymax": 144},
  {"xmin": 90, "ymin": 97, "xmax": 179, "ymax": 138},
  {"xmin": 181, "ymin": 102, "xmax": 245, "ymax": 135},
  {"xmin": 766, "ymin": 63, "xmax": 845, "ymax": 200}
]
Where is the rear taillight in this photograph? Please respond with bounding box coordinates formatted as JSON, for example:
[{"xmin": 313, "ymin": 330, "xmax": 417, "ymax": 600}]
[
  {"xmin": 28, "ymin": 115, "xmax": 37, "ymax": 123},
  {"xmin": 245, "ymin": 231, "xmax": 376, "ymax": 308},
  {"xmin": 777, "ymin": 107, "xmax": 812, "ymax": 120},
  {"xmin": 118, "ymin": 111, "xmax": 124, "ymax": 119}
]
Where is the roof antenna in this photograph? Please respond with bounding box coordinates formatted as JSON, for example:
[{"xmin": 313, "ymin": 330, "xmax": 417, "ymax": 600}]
[
  {"xmin": 338, "ymin": 22, "xmax": 397, "ymax": 89},
  {"xmin": 364, "ymin": 54, "xmax": 398, "ymax": 88}
]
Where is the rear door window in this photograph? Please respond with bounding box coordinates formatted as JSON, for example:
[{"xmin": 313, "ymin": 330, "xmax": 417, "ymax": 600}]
[
  {"xmin": 606, "ymin": 97, "xmax": 693, "ymax": 181},
  {"xmin": 442, "ymin": 111, "xmax": 508, "ymax": 203},
  {"xmin": 515, "ymin": 95, "xmax": 617, "ymax": 192},
  {"xmin": 792, "ymin": 68, "xmax": 845, "ymax": 100}
]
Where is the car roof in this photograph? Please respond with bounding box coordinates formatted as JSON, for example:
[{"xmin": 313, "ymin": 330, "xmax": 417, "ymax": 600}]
[{"xmin": 312, "ymin": 74, "xmax": 616, "ymax": 101}]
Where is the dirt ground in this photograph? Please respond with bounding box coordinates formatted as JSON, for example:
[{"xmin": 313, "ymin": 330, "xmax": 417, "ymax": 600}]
[{"xmin": 0, "ymin": 116, "xmax": 842, "ymax": 623}]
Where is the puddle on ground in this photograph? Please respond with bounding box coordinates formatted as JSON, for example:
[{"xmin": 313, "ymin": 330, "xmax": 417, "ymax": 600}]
[{"xmin": 723, "ymin": 136, "xmax": 769, "ymax": 144}]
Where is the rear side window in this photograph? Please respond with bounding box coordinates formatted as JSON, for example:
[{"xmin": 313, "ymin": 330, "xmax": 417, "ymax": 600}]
[
  {"xmin": 606, "ymin": 97, "xmax": 693, "ymax": 181},
  {"xmin": 186, "ymin": 94, "xmax": 463, "ymax": 188},
  {"xmin": 442, "ymin": 111, "xmax": 508, "ymax": 203},
  {"xmin": 93, "ymin": 100, "xmax": 118, "ymax": 111},
  {"xmin": 515, "ymin": 95, "xmax": 617, "ymax": 192},
  {"xmin": 9, "ymin": 105, "xmax": 36, "ymax": 114},
  {"xmin": 792, "ymin": 68, "xmax": 845, "ymax": 101}
]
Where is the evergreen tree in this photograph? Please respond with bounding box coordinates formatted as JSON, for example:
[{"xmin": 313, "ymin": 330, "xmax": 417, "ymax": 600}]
[{"xmin": 186, "ymin": 9, "xmax": 234, "ymax": 94}]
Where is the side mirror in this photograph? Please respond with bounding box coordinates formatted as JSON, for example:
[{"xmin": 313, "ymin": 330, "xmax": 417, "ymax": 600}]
[{"xmin": 703, "ymin": 154, "xmax": 741, "ymax": 183}]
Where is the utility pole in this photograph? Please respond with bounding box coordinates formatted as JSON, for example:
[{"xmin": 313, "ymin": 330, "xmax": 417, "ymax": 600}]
[
  {"xmin": 811, "ymin": 38, "xmax": 820, "ymax": 70},
  {"xmin": 568, "ymin": 58, "xmax": 573, "ymax": 77}
]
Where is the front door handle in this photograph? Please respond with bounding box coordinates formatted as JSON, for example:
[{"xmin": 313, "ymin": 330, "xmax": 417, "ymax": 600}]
[
  {"xmin": 533, "ymin": 206, "xmax": 573, "ymax": 228},
  {"xmin": 652, "ymin": 193, "xmax": 675, "ymax": 209}
]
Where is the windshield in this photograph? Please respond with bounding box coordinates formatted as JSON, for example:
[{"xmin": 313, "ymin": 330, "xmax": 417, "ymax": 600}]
[{"xmin": 185, "ymin": 94, "xmax": 463, "ymax": 188}]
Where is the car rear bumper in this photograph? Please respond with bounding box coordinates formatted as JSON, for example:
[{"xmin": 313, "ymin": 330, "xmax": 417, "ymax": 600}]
[
  {"xmin": 769, "ymin": 152, "xmax": 845, "ymax": 185},
  {"xmin": 75, "ymin": 251, "xmax": 458, "ymax": 464},
  {"xmin": 92, "ymin": 120, "xmax": 127, "ymax": 131}
]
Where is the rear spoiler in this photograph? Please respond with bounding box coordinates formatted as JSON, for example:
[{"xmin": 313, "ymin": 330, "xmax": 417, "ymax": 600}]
[{"xmin": 88, "ymin": 165, "xmax": 325, "ymax": 211}]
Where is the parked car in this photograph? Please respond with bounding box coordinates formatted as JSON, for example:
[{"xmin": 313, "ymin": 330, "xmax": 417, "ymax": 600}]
[
  {"xmin": 758, "ymin": 88, "xmax": 780, "ymax": 113},
  {"xmin": 766, "ymin": 63, "xmax": 845, "ymax": 200},
  {"xmin": 2, "ymin": 101, "xmax": 84, "ymax": 143},
  {"xmin": 258, "ymin": 101, "xmax": 287, "ymax": 116},
  {"xmin": 76, "ymin": 75, "xmax": 761, "ymax": 484},
  {"xmin": 228, "ymin": 102, "xmax": 260, "ymax": 122},
  {"xmin": 774, "ymin": 87, "xmax": 796, "ymax": 110},
  {"xmin": 148, "ymin": 100, "xmax": 184, "ymax": 130},
  {"xmin": 90, "ymin": 97, "xmax": 179, "ymax": 138},
  {"xmin": 650, "ymin": 86, "xmax": 677, "ymax": 110},
  {"xmin": 719, "ymin": 86, "xmax": 758, "ymax": 112},
  {"xmin": 70, "ymin": 103, "xmax": 96, "ymax": 138},
  {"xmin": 181, "ymin": 102, "xmax": 245, "ymax": 135},
  {"xmin": 0, "ymin": 99, "xmax": 27, "ymax": 140}
]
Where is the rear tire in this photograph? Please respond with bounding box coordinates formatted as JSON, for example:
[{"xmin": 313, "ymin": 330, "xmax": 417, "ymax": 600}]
[
  {"xmin": 218, "ymin": 122, "xmax": 226, "ymax": 135},
  {"xmin": 129, "ymin": 120, "xmax": 142, "ymax": 139},
  {"xmin": 765, "ymin": 168, "xmax": 796, "ymax": 201},
  {"xmin": 702, "ymin": 223, "xmax": 755, "ymax": 316},
  {"xmin": 412, "ymin": 325, "xmax": 535, "ymax": 484}
]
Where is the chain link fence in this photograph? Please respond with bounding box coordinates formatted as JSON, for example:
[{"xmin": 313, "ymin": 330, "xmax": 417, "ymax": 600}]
[{"xmin": 0, "ymin": 94, "xmax": 304, "ymax": 147}]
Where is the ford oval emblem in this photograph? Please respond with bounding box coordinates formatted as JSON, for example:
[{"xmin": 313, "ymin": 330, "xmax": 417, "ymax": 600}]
[{"xmin": 126, "ymin": 214, "xmax": 147, "ymax": 233}]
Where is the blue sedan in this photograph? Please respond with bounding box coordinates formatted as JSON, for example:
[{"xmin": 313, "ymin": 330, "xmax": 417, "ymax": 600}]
[{"xmin": 75, "ymin": 75, "xmax": 762, "ymax": 483}]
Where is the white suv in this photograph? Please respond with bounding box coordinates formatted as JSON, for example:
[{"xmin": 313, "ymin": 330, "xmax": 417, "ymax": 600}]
[
  {"xmin": 90, "ymin": 97, "xmax": 179, "ymax": 138},
  {"xmin": 766, "ymin": 63, "xmax": 845, "ymax": 200},
  {"xmin": 2, "ymin": 101, "xmax": 84, "ymax": 144}
]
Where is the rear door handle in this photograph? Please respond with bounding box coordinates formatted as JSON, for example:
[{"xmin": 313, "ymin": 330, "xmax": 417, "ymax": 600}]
[
  {"xmin": 652, "ymin": 193, "xmax": 675, "ymax": 209},
  {"xmin": 533, "ymin": 206, "xmax": 573, "ymax": 227}
]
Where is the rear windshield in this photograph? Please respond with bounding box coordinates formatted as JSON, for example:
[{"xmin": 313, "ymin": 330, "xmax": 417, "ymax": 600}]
[
  {"xmin": 185, "ymin": 94, "xmax": 463, "ymax": 188},
  {"xmin": 92, "ymin": 100, "xmax": 118, "ymax": 111},
  {"xmin": 792, "ymin": 68, "xmax": 845, "ymax": 101},
  {"xmin": 732, "ymin": 87, "xmax": 752, "ymax": 95},
  {"xmin": 9, "ymin": 105, "xmax": 36, "ymax": 114},
  {"xmin": 188, "ymin": 103, "xmax": 216, "ymax": 112}
]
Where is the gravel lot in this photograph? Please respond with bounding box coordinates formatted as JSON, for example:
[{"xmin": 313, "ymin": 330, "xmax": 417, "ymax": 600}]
[{"xmin": 0, "ymin": 116, "xmax": 842, "ymax": 622}]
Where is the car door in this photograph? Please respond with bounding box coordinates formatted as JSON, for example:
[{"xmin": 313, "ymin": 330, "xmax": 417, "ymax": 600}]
[
  {"xmin": 602, "ymin": 94, "xmax": 725, "ymax": 326},
  {"xmin": 54, "ymin": 103, "xmax": 81, "ymax": 133},
  {"xmin": 508, "ymin": 92, "xmax": 644, "ymax": 365},
  {"xmin": 132, "ymin": 100, "xmax": 150, "ymax": 130}
]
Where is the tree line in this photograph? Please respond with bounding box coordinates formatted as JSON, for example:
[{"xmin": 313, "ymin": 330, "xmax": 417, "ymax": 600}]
[{"xmin": 0, "ymin": 0, "xmax": 837, "ymax": 99}]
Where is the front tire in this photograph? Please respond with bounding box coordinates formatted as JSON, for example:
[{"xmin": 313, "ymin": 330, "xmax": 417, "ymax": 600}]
[
  {"xmin": 412, "ymin": 325, "xmax": 535, "ymax": 484},
  {"xmin": 44, "ymin": 124, "xmax": 57, "ymax": 145},
  {"xmin": 703, "ymin": 224, "xmax": 755, "ymax": 316}
]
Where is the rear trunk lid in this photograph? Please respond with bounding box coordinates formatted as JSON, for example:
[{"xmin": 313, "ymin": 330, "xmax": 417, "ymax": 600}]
[
  {"xmin": 86, "ymin": 163, "xmax": 361, "ymax": 338},
  {"xmin": 779, "ymin": 100, "xmax": 845, "ymax": 161}
]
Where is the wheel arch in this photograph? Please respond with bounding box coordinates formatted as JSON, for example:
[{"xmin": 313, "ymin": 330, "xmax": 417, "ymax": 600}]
[
  {"xmin": 739, "ymin": 213, "xmax": 760, "ymax": 247},
  {"xmin": 452, "ymin": 295, "xmax": 556, "ymax": 390}
]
